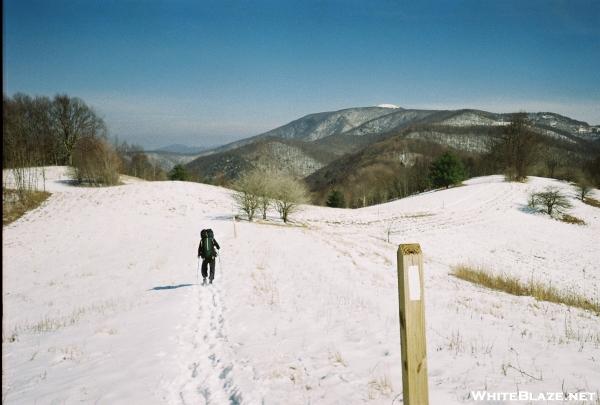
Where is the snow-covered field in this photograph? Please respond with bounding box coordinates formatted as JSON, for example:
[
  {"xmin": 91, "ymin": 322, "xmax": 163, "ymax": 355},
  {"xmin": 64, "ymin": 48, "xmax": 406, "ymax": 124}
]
[{"xmin": 3, "ymin": 167, "xmax": 600, "ymax": 404}]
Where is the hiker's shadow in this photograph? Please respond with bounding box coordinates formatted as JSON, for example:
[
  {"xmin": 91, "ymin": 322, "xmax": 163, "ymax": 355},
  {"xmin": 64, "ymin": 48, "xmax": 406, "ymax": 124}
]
[{"xmin": 149, "ymin": 284, "xmax": 193, "ymax": 291}]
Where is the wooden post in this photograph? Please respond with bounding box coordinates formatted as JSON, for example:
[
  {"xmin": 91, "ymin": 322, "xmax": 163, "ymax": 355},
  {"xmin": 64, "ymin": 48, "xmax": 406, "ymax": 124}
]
[
  {"xmin": 232, "ymin": 215, "xmax": 237, "ymax": 238},
  {"xmin": 397, "ymin": 243, "xmax": 429, "ymax": 405}
]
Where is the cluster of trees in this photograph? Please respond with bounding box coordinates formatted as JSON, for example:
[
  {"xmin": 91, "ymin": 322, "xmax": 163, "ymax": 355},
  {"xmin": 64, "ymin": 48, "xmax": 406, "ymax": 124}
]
[
  {"xmin": 115, "ymin": 141, "xmax": 167, "ymax": 181},
  {"xmin": 488, "ymin": 112, "xmax": 540, "ymax": 182},
  {"xmin": 4, "ymin": 93, "xmax": 169, "ymax": 186},
  {"xmin": 3, "ymin": 93, "xmax": 121, "ymax": 185},
  {"xmin": 324, "ymin": 151, "xmax": 468, "ymax": 208},
  {"xmin": 168, "ymin": 164, "xmax": 190, "ymax": 181},
  {"xmin": 4, "ymin": 93, "xmax": 107, "ymax": 167},
  {"xmin": 232, "ymin": 169, "xmax": 308, "ymax": 223},
  {"xmin": 332, "ymin": 157, "xmax": 437, "ymax": 208}
]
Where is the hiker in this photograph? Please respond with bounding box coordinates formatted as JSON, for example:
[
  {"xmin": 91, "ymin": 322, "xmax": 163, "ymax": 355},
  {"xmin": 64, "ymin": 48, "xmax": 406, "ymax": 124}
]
[{"xmin": 198, "ymin": 229, "xmax": 220, "ymax": 285}]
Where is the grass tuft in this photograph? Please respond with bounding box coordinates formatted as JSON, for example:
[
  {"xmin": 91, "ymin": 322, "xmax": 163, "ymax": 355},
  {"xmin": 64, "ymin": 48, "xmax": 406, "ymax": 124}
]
[
  {"xmin": 452, "ymin": 265, "xmax": 599, "ymax": 316},
  {"xmin": 560, "ymin": 214, "xmax": 586, "ymax": 225},
  {"xmin": 583, "ymin": 197, "xmax": 600, "ymax": 208},
  {"xmin": 368, "ymin": 374, "xmax": 393, "ymax": 399},
  {"xmin": 3, "ymin": 189, "xmax": 51, "ymax": 225}
]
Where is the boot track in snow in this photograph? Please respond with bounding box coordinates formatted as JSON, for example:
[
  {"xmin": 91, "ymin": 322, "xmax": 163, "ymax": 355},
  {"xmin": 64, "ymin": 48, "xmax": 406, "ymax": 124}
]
[{"xmin": 177, "ymin": 283, "xmax": 243, "ymax": 405}]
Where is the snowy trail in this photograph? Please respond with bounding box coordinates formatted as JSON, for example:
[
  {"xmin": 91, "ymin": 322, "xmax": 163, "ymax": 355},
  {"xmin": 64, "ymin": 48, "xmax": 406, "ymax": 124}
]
[{"xmin": 176, "ymin": 283, "xmax": 244, "ymax": 405}]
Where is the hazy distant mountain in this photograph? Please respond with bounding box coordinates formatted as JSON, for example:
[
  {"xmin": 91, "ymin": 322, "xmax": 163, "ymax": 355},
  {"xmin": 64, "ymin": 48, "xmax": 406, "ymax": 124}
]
[
  {"xmin": 142, "ymin": 144, "xmax": 210, "ymax": 171},
  {"xmin": 153, "ymin": 144, "xmax": 208, "ymax": 154},
  {"xmin": 144, "ymin": 151, "xmax": 202, "ymax": 172}
]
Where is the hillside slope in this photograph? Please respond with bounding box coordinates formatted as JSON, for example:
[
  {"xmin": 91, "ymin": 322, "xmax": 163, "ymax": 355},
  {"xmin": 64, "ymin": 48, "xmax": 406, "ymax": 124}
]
[
  {"xmin": 186, "ymin": 107, "xmax": 599, "ymax": 185},
  {"xmin": 186, "ymin": 137, "xmax": 337, "ymax": 183},
  {"xmin": 3, "ymin": 167, "xmax": 600, "ymax": 404}
]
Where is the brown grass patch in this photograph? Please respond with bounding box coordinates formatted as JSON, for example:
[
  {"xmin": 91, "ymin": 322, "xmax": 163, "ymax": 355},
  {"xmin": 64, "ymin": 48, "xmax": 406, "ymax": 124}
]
[
  {"xmin": 583, "ymin": 197, "xmax": 600, "ymax": 208},
  {"xmin": 3, "ymin": 189, "xmax": 51, "ymax": 225},
  {"xmin": 560, "ymin": 214, "xmax": 586, "ymax": 225},
  {"xmin": 452, "ymin": 265, "xmax": 599, "ymax": 316}
]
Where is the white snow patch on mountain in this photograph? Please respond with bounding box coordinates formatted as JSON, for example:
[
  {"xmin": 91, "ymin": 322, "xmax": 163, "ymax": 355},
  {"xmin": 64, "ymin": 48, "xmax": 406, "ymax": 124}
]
[
  {"xmin": 376, "ymin": 104, "xmax": 400, "ymax": 109},
  {"xmin": 3, "ymin": 167, "xmax": 600, "ymax": 404}
]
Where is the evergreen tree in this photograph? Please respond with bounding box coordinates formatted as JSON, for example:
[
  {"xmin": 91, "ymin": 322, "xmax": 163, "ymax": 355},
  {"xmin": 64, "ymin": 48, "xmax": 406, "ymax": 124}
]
[
  {"xmin": 429, "ymin": 152, "xmax": 466, "ymax": 188},
  {"xmin": 169, "ymin": 164, "xmax": 188, "ymax": 181},
  {"xmin": 326, "ymin": 189, "xmax": 345, "ymax": 208}
]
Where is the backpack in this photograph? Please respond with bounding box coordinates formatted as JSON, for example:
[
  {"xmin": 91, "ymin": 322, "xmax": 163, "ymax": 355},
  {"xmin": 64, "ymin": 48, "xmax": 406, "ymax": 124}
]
[{"xmin": 201, "ymin": 228, "xmax": 216, "ymax": 259}]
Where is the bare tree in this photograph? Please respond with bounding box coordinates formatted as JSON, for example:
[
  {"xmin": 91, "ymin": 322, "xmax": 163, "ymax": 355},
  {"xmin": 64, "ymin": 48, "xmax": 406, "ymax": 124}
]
[
  {"xmin": 232, "ymin": 171, "xmax": 266, "ymax": 221},
  {"xmin": 493, "ymin": 113, "xmax": 540, "ymax": 181},
  {"xmin": 575, "ymin": 178, "xmax": 593, "ymax": 201},
  {"xmin": 256, "ymin": 169, "xmax": 277, "ymax": 220},
  {"xmin": 3, "ymin": 94, "xmax": 49, "ymax": 198},
  {"xmin": 271, "ymin": 173, "xmax": 308, "ymax": 223},
  {"xmin": 529, "ymin": 187, "xmax": 572, "ymax": 217},
  {"xmin": 544, "ymin": 152, "xmax": 562, "ymax": 179},
  {"xmin": 52, "ymin": 95, "xmax": 107, "ymax": 165}
]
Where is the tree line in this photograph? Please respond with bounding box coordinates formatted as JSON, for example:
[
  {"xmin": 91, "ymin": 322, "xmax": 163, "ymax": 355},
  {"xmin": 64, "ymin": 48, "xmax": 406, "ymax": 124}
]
[{"xmin": 3, "ymin": 93, "xmax": 166, "ymax": 185}]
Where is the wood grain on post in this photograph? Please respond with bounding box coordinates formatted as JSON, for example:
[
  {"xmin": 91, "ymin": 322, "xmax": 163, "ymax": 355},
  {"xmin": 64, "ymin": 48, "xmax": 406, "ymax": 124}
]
[{"xmin": 397, "ymin": 243, "xmax": 429, "ymax": 405}]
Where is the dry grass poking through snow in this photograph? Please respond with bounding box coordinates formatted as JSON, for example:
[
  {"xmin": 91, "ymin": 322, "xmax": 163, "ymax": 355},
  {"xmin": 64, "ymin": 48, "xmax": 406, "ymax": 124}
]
[
  {"xmin": 3, "ymin": 189, "xmax": 51, "ymax": 225},
  {"xmin": 452, "ymin": 265, "xmax": 600, "ymax": 316},
  {"xmin": 560, "ymin": 214, "xmax": 586, "ymax": 225},
  {"xmin": 583, "ymin": 197, "xmax": 600, "ymax": 209},
  {"xmin": 367, "ymin": 374, "xmax": 394, "ymax": 399}
]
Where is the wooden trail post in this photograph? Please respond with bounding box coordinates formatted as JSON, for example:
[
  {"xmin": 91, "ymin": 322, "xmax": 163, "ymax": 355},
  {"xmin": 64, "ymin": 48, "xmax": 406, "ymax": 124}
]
[{"xmin": 397, "ymin": 243, "xmax": 429, "ymax": 405}]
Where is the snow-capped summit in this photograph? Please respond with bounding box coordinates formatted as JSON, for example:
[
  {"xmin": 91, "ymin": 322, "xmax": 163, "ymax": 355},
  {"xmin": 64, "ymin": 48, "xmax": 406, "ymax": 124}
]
[{"xmin": 376, "ymin": 103, "xmax": 400, "ymax": 109}]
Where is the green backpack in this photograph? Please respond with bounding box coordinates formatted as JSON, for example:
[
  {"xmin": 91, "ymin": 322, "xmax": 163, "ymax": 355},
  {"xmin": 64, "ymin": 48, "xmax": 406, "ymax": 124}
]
[{"xmin": 201, "ymin": 229, "xmax": 216, "ymax": 259}]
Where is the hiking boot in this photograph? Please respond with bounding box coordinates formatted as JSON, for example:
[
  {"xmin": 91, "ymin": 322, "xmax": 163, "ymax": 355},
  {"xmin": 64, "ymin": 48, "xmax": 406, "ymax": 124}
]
[
  {"xmin": 202, "ymin": 278, "xmax": 207, "ymax": 285},
  {"xmin": 209, "ymin": 279, "xmax": 213, "ymax": 284}
]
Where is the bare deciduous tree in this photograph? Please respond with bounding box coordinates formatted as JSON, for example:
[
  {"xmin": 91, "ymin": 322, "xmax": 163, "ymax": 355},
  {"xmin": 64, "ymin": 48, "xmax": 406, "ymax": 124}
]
[
  {"xmin": 52, "ymin": 95, "xmax": 107, "ymax": 165},
  {"xmin": 492, "ymin": 113, "xmax": 540, "ymax": 181},
  {"xmin": 575, "ymin": 178, "xmax": 593, "ymax": 201},
  {"xmin": 529, "ymin": 187, "xmax": 572, "ymax": 217},
  {"xmin": 544, "ymin": 152, "xmax": 563, "ymax": 179},
  {"xmin": 232, "ymin": 171, "xmax": 265, "ymax": 221},
  {"xmin": 271, "ymin": 173, "xmax": 308, "ymax": 223}
]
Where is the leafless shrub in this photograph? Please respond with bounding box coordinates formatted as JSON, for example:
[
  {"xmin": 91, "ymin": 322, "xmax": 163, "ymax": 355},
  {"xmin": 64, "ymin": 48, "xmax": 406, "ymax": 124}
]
[
  {"xmin": 574, "ymin": 178, "xmax": 594, "ymax": 202},
  {"xmin": 232, "ymin": 170, "xmax": 266, "ymax": 221},
  {"xmin": 271, "ymin": 173, "xmax": 309, "ymax": 223},
  {"xmin": 528, "ymin": 186, "xmax": 572, "ymax": 217},
  {"xmin": 72, "ymin": 136, "xmax": 121, "ymax": 186}
]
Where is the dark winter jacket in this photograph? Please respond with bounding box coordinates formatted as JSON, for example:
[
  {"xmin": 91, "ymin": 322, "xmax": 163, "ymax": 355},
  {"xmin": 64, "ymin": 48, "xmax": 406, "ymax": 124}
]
[{"xmin": 198, "ymin": 237, "xmax": 220, "ymax": 259}]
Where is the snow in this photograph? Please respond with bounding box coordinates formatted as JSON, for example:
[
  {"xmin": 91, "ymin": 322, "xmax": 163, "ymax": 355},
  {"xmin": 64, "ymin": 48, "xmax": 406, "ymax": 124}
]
[
  {"xmin": 376, "ymin": 104, "xmax": 400, "ymax": 109},
  {"xmin": 3, "ymin": 167, "xmax": 600, "ymax": 404}
]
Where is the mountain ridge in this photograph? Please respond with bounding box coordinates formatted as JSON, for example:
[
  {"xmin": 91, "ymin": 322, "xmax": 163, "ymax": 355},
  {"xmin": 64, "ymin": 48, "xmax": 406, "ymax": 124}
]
[{"xmin": 182, "ymin": 106, "xmax": 599, "ymax": 187}]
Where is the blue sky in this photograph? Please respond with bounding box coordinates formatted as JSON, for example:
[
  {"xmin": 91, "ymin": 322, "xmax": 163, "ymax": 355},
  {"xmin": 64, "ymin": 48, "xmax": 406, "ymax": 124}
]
[{"xmin": 4, "ymin": 0, "xmax": 600, "ymax": 148}]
